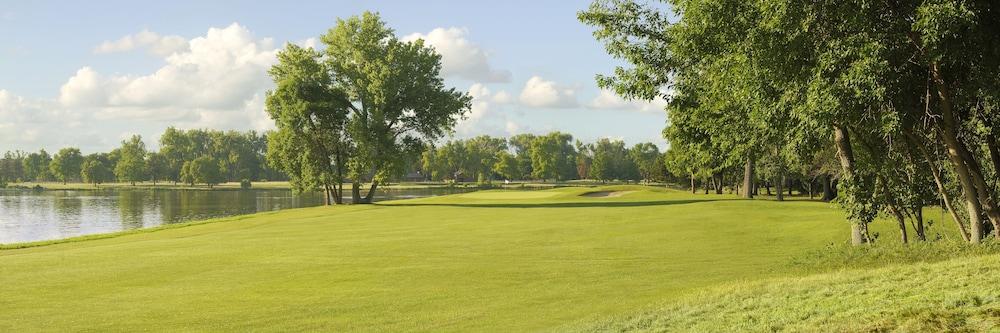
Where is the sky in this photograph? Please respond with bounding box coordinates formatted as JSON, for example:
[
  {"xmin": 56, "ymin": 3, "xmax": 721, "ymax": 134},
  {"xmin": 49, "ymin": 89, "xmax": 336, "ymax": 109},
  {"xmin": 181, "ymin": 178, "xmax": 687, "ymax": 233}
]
[{"xmin": 0, "ymin": 0, "xmax": 670, "ymax": 153}]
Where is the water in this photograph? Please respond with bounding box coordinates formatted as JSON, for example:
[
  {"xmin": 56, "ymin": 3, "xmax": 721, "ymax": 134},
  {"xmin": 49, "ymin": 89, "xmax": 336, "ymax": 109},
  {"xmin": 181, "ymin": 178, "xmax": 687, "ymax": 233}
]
[{"xmin": 0, "ymin": 187, "xmax": 475, "ymax": 244}]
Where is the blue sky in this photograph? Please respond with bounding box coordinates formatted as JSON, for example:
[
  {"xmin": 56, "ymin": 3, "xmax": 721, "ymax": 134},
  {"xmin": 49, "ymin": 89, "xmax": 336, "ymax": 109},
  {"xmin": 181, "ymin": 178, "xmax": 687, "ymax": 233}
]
[{"xmin": 0, "ymin": 1, "xmax": 668, "ymax": 153}]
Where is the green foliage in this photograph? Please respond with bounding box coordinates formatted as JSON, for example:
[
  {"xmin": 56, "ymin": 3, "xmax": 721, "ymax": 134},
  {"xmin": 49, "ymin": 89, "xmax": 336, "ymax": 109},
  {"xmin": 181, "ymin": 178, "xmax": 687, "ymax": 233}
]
[
  {"xmin": 49, "ymin": 148, "xmax": 83, "ymax": 184},
  {"xmin": 114, "ymin": 135, "xmax": 147, "ymax": 185},
  {"xmin": 320, "ymin": 12, "xmax": 472, "ymax": 197},
  {"xmin": 0, "ymin": 150, "xmax": 26, "ymax": 183},
  {"xmin": 80, "ymin": 156, "xmax": 113, "ymax": 186},
  {"xmin": 145, "ymin": 152, "xmax": 169, "ymax": 184},
  {"xmin": 492, "ymin": 151, "xmax": 520, "ymax": 181},
  {"xmin": 22, "ymin": 149, "xmax": 51, "ymax": 182},
  {"xmin": 186, "ymin": 156, "xmax": 225, "ymax": 187},
  {"xmin": 159, "ymin": 127, "xmax": 274, "ymax": 184},
  {"xmin": 265, "ymin": 43, "xmax": 348, "ymax": 196},
  {"xmin": 529, "ymin": 132, "xmax": 577, "ymax": 181}
]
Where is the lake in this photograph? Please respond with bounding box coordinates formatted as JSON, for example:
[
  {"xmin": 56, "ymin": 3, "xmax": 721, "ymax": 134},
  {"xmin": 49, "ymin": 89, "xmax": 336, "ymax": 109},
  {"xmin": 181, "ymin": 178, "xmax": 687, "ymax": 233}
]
[{"xmin": 0, "ymin": 187, "xmax": 476, "ymax": 244}]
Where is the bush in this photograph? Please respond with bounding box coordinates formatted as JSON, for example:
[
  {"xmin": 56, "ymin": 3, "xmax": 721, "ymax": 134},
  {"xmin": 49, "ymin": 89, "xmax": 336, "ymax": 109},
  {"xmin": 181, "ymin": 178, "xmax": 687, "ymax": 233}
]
[{"xmin": 240, "ymin": 179, "xmax": 252, "ymax": 189}]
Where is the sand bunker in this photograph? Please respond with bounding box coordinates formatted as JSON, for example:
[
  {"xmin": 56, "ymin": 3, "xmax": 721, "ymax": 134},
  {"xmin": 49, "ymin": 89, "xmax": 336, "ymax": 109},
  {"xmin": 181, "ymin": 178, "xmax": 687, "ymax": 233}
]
[{"xmin": 580, "ymin": 191, "xmax": 635, "ymax": 198}]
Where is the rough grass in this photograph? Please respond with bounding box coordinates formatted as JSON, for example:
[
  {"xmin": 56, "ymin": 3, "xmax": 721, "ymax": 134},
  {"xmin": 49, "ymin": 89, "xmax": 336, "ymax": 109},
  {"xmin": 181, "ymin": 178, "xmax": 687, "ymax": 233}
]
[
  {"xmin": 0, "ymin": 185, "xmax": 990, "ymax": 332},
  {"xmin": 570, "ymin": 254, "xmax": 1000, "ymax": 332}
]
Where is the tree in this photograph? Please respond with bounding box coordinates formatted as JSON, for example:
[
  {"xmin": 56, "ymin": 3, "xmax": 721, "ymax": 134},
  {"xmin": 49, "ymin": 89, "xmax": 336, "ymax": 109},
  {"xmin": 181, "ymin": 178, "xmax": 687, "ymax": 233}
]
[
  {"xmin": 180, "ymin": 161, "xmax": 195, "ymax": 186},
  {"xmin": 23, "ymin": 149, "xmax": 51, "ymax": 181},
  {"xmin": 265, "ymin": 43, "xmax": 351, "ymax": 204},
  {"xmin": 80, "ymin": 154, "xmax": 113, "ymax": 186},
  {"xmin": 630, "ymin": 143, "xmax": 662, "ymax": 183},
  {"xmin": 493, "ymin": 151, "xmax": 520, "ymax": 181},
  {"xmin": 530, "ymin": 132, "xmax": 576, "ymax": 181},
  {"xmin": 50, "ymin": 148, "xmax": 83, "ymax": 184},
  {"xmin": 320, "ymin": 12, "xmax": 472, "ymax": 203},
  {"xmin": 581, "ymin": 0, "xmax": 1000, "ymax": 245},
  {"xmin": 114, "ymin": 135, "xmax": 147, "ymax": 186},
  {"xmin": 509, "ymin": 134, "xmax": 536, "ymax": 180},
  {"xmin": 188, "ymin": 156, "xmax": 225, "ymax": 188},
  {"xmin": 0, "ymin": 150, "xmax": 26, "ymax": 183},
  {"xmin": 146, "ymin": 152, "xmax": 169, "ymax": 185}
]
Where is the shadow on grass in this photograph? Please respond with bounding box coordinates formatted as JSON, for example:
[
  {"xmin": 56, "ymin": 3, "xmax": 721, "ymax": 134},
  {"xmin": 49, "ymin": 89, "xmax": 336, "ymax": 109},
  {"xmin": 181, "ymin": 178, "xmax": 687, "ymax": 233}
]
[{"xmin": 380, "ymin": 199, "xmax": 734, "ymax": 209}]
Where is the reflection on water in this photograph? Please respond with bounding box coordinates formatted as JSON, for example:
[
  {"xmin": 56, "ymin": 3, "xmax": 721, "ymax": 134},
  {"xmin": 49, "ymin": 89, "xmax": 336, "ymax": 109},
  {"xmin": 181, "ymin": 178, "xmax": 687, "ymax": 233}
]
[{"xmin": 0, "ymin": 187, "xmax": 474, "ymax": 244}]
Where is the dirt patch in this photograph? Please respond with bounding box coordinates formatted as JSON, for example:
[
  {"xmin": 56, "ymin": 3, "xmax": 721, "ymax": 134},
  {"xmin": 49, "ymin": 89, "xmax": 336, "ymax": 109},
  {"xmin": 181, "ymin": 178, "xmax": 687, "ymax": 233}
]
[{"xmin": 580, "ymin": 191, "xmax": 635, "ymax": 198}]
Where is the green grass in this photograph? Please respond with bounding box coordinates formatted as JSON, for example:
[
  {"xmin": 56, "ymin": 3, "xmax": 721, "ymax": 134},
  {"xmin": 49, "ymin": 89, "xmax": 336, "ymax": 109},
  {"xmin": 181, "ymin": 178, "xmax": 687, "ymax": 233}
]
[
  {"xmin": 572, "ymin": 254, "xmax": 1000, "ymax": 332},
  {"xmin": 0, "ymin": 186, "xmax": 992, "ymax": 331}
]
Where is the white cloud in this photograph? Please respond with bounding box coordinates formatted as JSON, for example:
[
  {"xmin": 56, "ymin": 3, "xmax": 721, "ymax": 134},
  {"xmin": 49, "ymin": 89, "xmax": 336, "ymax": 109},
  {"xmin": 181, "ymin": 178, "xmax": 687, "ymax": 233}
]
[
  {"xmin": 453, "ymin": 83, "xmax": 522, "ymax": 137},
  {"xmin": 62, "ymin": 23, "xmax": 277, "ymax": 130},
  {"xmin": 403, "ymin": 27, "xmax": 510, "ymax": 83},
  {"xmin": 518, "ymin": 76, "xmax": 578, "ymax": 108},
  {"xmin": 296, "ymin": 37, "xmax": 319, "ymax": 50},
  {"xmin": 94, "ymin": 29, "xmax": 188, "ymax": 56},
  {"xmin": 588, "ymin": 89, "xmax": 667, "ymax": 113}
]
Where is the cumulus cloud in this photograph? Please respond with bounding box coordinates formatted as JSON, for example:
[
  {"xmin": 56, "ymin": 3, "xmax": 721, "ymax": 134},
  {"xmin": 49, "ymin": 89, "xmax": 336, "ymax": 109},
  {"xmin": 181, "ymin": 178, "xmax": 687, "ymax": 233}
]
[
  {"xmin": 453, "ymin": 83, "xmax": 523, "ymax": 137},
  {"xmin": 403, "ymin": 27, "xmax": 510, "ymax": 83},
  {"xmin": 518, "ymin": 76, "xmax": 578, "ymax": 108},
  {"xmin": 62, "ymin": 23, "xmax": 277, "ymax": 129},
  {"xmin": 588, "ymin": 89, "xmax": 668, "ymax": 113},
  {"xmin": 94, "ymin": 29, "xmax": 188, "ymax": 56},
  {"xmin": 0, "ymin": 90, "xmax": 91, "ymax": 149}
]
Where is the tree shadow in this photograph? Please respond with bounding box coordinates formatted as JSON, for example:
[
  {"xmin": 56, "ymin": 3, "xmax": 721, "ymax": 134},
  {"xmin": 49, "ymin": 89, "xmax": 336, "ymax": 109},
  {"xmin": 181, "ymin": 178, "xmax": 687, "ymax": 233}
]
[{"xmin": 379, "ymin": 199, "xmax": 733, "ymax": 209}]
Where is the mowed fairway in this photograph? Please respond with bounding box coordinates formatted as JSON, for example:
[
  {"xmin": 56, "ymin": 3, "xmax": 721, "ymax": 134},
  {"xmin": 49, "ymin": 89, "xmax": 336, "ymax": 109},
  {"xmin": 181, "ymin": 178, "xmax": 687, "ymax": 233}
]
[{"xmin": 2, "ymin": 186, "xmax": 871, "ymax": 332}]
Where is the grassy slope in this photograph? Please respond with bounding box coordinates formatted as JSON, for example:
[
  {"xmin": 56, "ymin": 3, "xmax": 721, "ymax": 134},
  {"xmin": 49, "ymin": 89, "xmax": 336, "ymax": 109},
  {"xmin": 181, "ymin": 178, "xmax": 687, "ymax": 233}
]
[
  {"xmin": 0, "ymin": 186, "xmax": 978, "ymax": 331},
  {"xmin": 573, "ymin": 254, "xmax": 1000, "ymax": 332}
]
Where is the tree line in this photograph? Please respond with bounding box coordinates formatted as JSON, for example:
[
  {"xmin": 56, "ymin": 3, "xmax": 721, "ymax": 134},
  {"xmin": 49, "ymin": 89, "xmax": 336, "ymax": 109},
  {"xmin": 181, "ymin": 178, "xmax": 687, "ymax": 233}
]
[
  {"xmin": 0, "ymin": 128, "xmax": 282, "ymax": 188},
  {"xmin": 581, "ymin": 0, "xmax": 1000, "ymax": 244},
  {"xmin": 421, "ymin": 133, "xmax": 666, "ymax": 184}
]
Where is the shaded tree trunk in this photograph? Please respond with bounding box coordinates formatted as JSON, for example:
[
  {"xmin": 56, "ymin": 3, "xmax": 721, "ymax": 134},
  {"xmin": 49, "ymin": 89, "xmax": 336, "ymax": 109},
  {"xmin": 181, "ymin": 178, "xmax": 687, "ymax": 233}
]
[
  {"xmin": 821, "ymin": 175, "xmax": 834, "ymax": 201},
  {"xmin": 351, "ymin": 181, "xmax": 362, "ymax": 203},
  {"xmin": 776, "ymin": 172, "xmax": 784, "ymax": 202},
  {"xmin": 743, "ymin": 156, "xmax": 754, "ymax": 199},
  {"xmin": 361, "ymin": 181, "xmax": 379, "ymax": 204}
]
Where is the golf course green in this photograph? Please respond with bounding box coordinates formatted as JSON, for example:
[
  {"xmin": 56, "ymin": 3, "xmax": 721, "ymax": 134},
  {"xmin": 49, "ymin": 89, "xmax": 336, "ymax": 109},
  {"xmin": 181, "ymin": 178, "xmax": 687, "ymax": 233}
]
[{"xmin": 1, "ymin": 186, "xmax": 994, "ymax": 332}]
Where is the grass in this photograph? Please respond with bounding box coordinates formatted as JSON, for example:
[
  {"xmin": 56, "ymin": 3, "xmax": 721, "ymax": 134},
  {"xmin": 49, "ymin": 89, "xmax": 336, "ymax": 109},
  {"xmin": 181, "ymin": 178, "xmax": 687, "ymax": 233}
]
[
  {"xmin": 571, "ymin": 254, "xmax": 1000, "ymax": 332},
  {"xmin": 0, "ymin": 185, "xmax": 994, "ymax": 331}
]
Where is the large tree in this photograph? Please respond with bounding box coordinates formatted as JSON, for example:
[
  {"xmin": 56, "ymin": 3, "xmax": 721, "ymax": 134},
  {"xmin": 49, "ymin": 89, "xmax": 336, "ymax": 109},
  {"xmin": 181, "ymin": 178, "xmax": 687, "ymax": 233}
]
[
  {"xmin": 266, "ymin": 43, "xmax": 351, "ymax": 204},
  {"xmin": 320, "ymin": 12, "xmax": 472, "ymax": 203},
  {"xmin": 50, "ymin": 148, "xmax": 83, "ymax": 184},
  {"xmin": 114, "ymin": 135, "xmax": 147, "ymax": 186},
  {"xmin": 23, "ymin": 149, "xmax": 51, "ymax": 182}
]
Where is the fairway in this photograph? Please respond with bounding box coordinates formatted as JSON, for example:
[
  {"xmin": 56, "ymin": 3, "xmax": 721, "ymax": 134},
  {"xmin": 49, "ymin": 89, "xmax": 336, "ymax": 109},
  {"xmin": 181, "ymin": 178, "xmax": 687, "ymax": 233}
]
[{"xmin": 0, "ymin": 186, "xmax": 906, "ymax": 332}]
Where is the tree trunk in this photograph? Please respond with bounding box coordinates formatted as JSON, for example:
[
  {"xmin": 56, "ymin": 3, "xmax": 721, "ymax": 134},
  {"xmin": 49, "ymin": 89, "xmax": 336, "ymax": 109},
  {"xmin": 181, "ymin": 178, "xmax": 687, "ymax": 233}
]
[
  {"xmin": 834, "ymin": 125, "xmax": 868, "ymax": 245},
  {"xmin": 361, "ymin": 181, "xmax": 379, "ymax": 204},
  {"xmin": 743, "ymin": 156, "xmax": 754, "ymax": 199},
  {"xmin": 690, "ymin": 173, "xmax": 696, "ymax": 194},
  {"xmin": 351, "ymin": 181, "xmax": 362, "ymax": 203},
  {"xmin": 776, "ymin": 172, "xmax": 784, "ymax": 201},
  {"xmin": 322, "ymin": 184, "xmax": 330, "ymax": 206},
  {"xmin": 821, "ymin": 175, "xmax": 834, "ymax": 201},
  {"xmin": 908, "ymin": 131, "xmax": 969, "ymax": 242},
  {"xmin": 714, "ymin": 173, "xmax": 723, "ymax": 194},
  {"xmin": 887, "ymin": 203, "xmax": 909, "ymax": 244},
  {"xmin": 930, "ymin": 64, "xmax": 985, "ymax": 243},
  {"xmin": 808, "ymin": 179, "xmax": 814, "ymax": 200},
  {"xmin": 915, "ymin": 207, "xmax": 926, "ymax": 241}
]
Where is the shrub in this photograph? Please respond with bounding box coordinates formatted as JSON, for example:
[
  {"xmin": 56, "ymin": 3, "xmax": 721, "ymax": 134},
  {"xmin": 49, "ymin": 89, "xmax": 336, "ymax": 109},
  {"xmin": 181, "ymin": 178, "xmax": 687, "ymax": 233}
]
[{"xmin": 240, "ymin": 179, "xmax": 252, "ymax": 189}]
